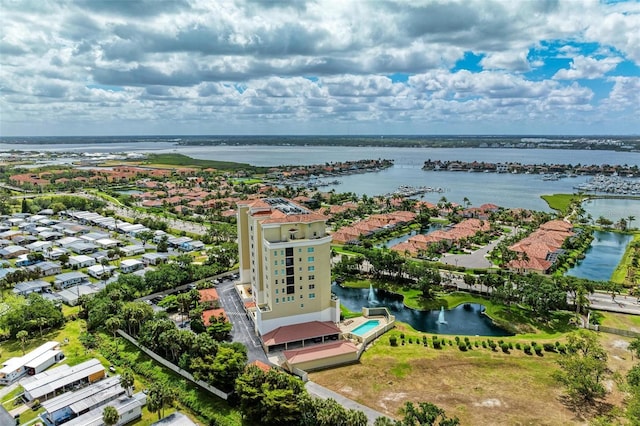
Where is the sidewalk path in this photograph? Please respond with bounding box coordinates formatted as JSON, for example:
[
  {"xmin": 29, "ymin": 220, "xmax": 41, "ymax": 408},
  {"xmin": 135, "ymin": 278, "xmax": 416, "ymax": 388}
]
[{"xmin": 305, "ymin": 381, "xmax": 392, "ymax": 425}]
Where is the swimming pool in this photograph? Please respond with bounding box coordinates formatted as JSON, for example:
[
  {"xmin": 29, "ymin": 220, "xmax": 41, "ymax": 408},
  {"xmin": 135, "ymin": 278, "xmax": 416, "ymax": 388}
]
[{"xmin": 351, "ymin": 319, "xmax": 380, "ymax": 336}]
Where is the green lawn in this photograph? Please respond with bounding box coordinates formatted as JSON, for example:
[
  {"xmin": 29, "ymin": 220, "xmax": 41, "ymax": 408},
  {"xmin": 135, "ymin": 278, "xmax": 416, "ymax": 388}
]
[
  {"xmin": 541, "ymin": 193, "xmax": 585, "ymax": 214},
  {"xmin": 600, "ymin": 311, "xmax": 640, "ymax": 330},
  {"xmin": 611, "ymin": 232, "xmax": 640, "ymax": 285},
  {"xmin": 143, "ymin": 153, "xmax": 268, "ymax": 172}
]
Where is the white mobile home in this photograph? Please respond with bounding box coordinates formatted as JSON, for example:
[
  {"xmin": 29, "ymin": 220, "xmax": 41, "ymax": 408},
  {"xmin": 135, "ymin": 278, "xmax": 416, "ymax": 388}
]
[
  {"xmin": 20, "ymin": 358, "xmax": 106, "ymax": 401},
  {"xmin": 0, "ymin": 341, "xmax": 62, "ymax": 385}
]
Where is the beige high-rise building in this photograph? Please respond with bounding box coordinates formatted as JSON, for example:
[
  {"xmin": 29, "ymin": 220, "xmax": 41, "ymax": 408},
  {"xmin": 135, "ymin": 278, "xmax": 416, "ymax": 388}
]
[{"xmin": 237, "ymin": 198, "xmax": 340, "ymax": 335}]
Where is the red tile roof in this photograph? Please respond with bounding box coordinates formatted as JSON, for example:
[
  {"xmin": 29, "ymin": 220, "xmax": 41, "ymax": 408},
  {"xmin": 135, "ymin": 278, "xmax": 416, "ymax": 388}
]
[
  {"xmin": 202, "ymin": 308, "xmax": 227, "ymax": 326},
  {"xmin": 199, "ymin": 288, "xmax": 219, "ymax": 303},
  {"xmin": 250, "ymin": 360, "xmax": 272, "ymax": 372},
  {"xmin": 262, "ymin": 321, "xmax": 341, "ymax": 346}
]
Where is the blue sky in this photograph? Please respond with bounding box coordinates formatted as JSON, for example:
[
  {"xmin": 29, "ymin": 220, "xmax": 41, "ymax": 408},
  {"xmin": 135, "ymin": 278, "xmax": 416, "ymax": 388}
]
[{"xmin": 0, "ymin": 0, "xmax": 639, "ymax": 136}]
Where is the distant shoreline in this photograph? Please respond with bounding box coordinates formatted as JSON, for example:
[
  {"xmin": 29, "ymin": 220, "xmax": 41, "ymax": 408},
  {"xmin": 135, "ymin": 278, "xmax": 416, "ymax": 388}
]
[{"xmin": 1, "ymin": 134, "xmax": 639, "ymax": 152}]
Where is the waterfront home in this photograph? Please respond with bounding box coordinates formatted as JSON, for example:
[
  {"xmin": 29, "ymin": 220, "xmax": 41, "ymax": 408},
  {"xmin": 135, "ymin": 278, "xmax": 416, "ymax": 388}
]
[{"xmin": 508, "ymin": 220, "xmax": 574, "ymax": 274}]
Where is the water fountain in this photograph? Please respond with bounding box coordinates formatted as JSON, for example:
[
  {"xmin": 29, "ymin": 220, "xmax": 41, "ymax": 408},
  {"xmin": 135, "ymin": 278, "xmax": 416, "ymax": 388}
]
[
  {"xmin": 368, "ymin": 284, "xmax": 376, "ymax": 305},
  {"xmin": 437, "ymin": 306, "xmax": 447, "ymax": 324}
]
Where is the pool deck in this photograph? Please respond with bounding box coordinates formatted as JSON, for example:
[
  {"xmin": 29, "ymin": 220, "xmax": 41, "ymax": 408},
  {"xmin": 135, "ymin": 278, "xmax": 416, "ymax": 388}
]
[{"xmin": 340, "ymin": 315, "xmax": 393, "ymax": 341}]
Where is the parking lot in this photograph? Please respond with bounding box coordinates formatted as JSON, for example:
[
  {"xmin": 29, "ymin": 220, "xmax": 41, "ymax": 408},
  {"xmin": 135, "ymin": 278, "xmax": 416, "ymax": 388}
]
[{"xmin": 216, "ymin": 278, "xmax": 268, "ymax": 363}]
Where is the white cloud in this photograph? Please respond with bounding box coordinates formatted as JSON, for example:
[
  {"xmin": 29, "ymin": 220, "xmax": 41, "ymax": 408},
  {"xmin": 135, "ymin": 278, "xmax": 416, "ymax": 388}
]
[
  {"xmin": 553, "ymin": 55, "xmax": 622, "ymax": 80},
  {"xmin": 0, "ymin": 0, "xmax": 638, "ymax": 135}
]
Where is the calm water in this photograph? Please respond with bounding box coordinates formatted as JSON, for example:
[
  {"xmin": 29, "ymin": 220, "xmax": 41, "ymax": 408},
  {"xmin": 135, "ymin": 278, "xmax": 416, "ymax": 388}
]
[
  {"xmin": 332, "ymin": 284, "xmax": 511, "ymax": 336},
  {"xmin": 377, "ymin": 224, "xmax": 444, "ymax": 248},
  {"xmin": 582, "ymin": 198, "xmax": 640, "ymax": 225},
  {"xmin": 566, "ymin": 231, "xmax": 634, "ymax": 281},
  {"xmin": 2, "ymin": 141, "xmax": 639, "ymax": 211}
]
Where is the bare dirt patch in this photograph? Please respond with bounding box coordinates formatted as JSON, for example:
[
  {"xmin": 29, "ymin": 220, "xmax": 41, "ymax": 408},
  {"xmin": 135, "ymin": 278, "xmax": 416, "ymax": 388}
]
[{"xmin": 309, "ymin": 333, "xmax": 637, "ymax": 425}]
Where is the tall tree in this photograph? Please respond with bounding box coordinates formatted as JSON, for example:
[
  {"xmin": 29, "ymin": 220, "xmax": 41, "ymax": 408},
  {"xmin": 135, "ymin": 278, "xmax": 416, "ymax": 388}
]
[
  {"xmin": 553, "ymin": 330, "xmax": 609, "ymax": 405},
  {"xmin": 628, "ymin": 337, "xmax": 640, "ymax": 360},
  {"xmin": 16, "ymin": 330, "xmax": 28, "ymax": 355},
  {"xmin": 120, "ymin": 368, "xmax": 135, "ymax": 397}
]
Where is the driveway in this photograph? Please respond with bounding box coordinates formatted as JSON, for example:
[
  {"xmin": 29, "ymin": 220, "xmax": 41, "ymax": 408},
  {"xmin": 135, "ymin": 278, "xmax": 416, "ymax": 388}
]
[
  {"xmin": 216, "ymin": 279, "xmax": 268, "ymax": 363},
  {"xmin": 440, "ymin": 227, "xmax": 515, "ymax": 269},
  {"xmin": 305, "ymin": 381, "xmax": 391, "ymax": 425}
]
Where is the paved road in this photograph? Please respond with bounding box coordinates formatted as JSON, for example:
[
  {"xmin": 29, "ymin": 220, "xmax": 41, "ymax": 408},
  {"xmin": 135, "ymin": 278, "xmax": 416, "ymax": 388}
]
[
  {"xmin": 216, "ymin": 279, "xmax": 268, "ymax": 364},
  {"xmin": 306, "ymin": 381, "xmax": 391, "ymax": 425},
  {"xmin": 439, "ymin": 227, "xmax": 515, "ymax": 269},
  {"xmin": 584, "ymin": 291, "xmax": 640, "ymax": 315}
]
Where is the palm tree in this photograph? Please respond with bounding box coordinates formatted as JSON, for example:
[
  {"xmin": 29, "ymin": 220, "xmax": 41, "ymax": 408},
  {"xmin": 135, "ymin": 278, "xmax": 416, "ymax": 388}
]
[
  {"xmin": 628, "ymin": 215, "xmax": 636, "ymax": 230},
  {"xmin": 119, "ymin": 368, "xmax": 135, "ymax": 397},
  {"xmin": 105, "ymin": 317, "xmax": 122, "ymax": 339},
  {"xmin": 102, "ymin": 405, "xmax": 119, "ymax": 426}
]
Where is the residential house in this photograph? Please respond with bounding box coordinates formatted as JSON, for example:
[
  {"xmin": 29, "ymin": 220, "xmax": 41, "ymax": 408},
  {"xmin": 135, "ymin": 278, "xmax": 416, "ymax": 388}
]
[
  {"xmin": 13, "ymin": 280, "xmax": 52, "ymax": 296},
  {"xmin": 68, "ymin": 255, "xmax": 96, "ymax": 269},
  {"xmin": 0, "ymin": 245, "xmax": 30, "ymax": 258},
  {"xmin": 180, "ymin": 240, "xmax": 205, "ymax": 251},
  {"xmin": 67, "ymin": 241, "xmax": 98, "ymax": 255},
  {"xmin": 121, "ymin": 245, "xmax": 145, "ymax": 257},
  {"xmin": 25, "ymin": 240, "xmax": 53, "ymax": 252},
  {"xmin": 26, "ymin": 261, "xmax": 62, "ymax": 277},
  {"xmin": 120, "ymin": 259, "xmax": 143, "ymax": 274},
  {"xmin": 54, "ymin": 271, "xmax": 89, "ymax": 289},
  {"xmin": 15, "ymin": 254, "xmax": 38, "ymax": 267},
  {"xmin": 0, "ymin": 342, "xmax": 63, "ymax": 385},
  {"xmin": 141, "ymin": 252, "xmax": 169, "ymax": 266},
  {"xmin": 87, "ymin": 264, "xmax": 115, "ymax": 279}
]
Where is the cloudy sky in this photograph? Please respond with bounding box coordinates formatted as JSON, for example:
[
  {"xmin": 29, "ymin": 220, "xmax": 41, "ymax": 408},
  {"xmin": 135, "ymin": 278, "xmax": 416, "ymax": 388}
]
[{"xmin": 1, "ymin": 0, "xmax": 639, "ymax": 136}]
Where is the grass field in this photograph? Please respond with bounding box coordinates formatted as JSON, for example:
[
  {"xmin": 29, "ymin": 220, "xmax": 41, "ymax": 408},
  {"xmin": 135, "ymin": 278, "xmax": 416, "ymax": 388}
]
[
  {"xmin": 309, "ymin": 327, "xmax": 635, "ymax": 425},
  {"xmin": 611, "ymin": 232, "xmax": 640, "ymax": 285},
  {"xmin": 541, "ymin": 193, "xmax": 586, "ymax": 214},
  {"xmin": 600, "ymin": 311, "xmax": 640, "ymax": 331},
  {"xmin": 142, "ymin": 153, "xmax": 268, "ymax": 172}
]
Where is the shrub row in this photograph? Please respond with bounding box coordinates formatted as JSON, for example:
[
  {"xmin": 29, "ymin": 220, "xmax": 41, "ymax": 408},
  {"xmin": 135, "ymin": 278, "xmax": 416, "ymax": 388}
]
[{"xmin": 388, "ymin": 334, "xmax": 566, "ymax": 356}]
